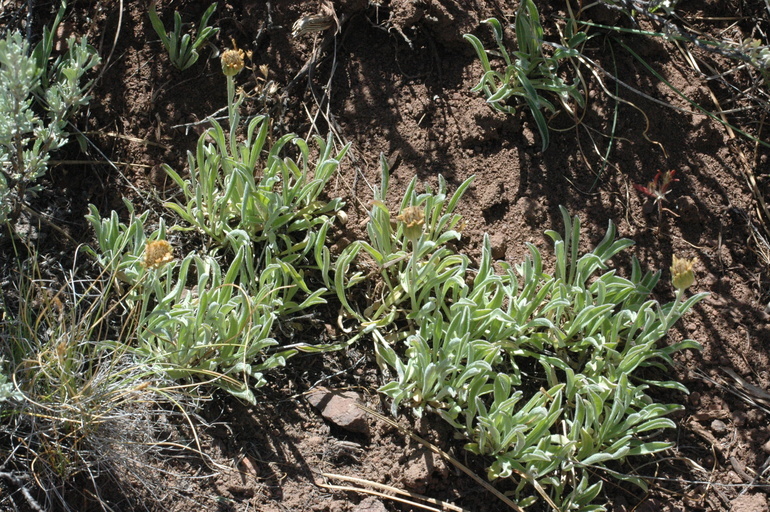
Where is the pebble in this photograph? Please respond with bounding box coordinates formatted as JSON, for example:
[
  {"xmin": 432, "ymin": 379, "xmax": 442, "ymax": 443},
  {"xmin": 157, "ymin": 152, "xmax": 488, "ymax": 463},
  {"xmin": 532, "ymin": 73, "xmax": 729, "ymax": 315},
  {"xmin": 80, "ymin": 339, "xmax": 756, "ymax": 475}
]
[
  {"xmin": 747, "ymin": 409, "xmax": 764, "ymax": 425},
  {"xmin": 731, "ymin": 494, "xmax": 768, "ymax": 512},
  {"xmin": 711, "ymin": 419, "xmax": 728, "ymax": 435},
  {"xmin": 490, "ymin": 233, "xmax": 507, "ymax": 260},
  {"xmin": 353, "ymin": 497, "xmax": 388, "ymax": 512}
]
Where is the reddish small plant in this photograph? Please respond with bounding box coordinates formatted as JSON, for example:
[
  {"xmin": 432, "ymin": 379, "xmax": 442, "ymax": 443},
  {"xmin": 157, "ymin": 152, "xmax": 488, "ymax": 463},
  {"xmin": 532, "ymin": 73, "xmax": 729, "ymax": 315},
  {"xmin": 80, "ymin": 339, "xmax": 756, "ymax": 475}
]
[{"xmin": 634, "ymin": 170, "xmax": 678, "ymax": 231}]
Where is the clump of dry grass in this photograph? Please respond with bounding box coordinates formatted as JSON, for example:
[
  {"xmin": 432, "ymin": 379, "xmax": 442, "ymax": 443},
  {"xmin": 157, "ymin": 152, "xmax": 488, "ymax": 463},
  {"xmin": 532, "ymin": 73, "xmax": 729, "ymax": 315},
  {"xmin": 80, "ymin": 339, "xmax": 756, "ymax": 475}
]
[{"xmin": 0, "ymin": 242, "xmax": 213, "ymax": 511}]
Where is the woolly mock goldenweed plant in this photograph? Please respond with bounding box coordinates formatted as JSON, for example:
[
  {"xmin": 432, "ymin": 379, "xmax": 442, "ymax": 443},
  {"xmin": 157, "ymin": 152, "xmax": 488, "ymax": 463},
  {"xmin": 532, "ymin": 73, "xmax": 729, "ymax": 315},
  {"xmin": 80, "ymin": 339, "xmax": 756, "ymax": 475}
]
[
  {"xmin": 340, "ymin": 161, "xmax": 706, "ymax": 510},
  {"xmin": 86, "ymin": 203, "xmax": 297, "ymax": 404},
  {"xmin": 464, "ymin": 2, "xmax": 587, "ymax": 151},
  {"xmin": 335, "ymin": 155, "xmax": 473, "ymax": 334},
  {"xmin": 162, "ymin": 47, "xmax": 348, "ymax": 283},
  {"xmin": 86, "ymin": 52, "xmax": 348, "ymax": 401},
  {"xmin": 162, "ymin": 116, "xmax": 349, "ymax": 302}
]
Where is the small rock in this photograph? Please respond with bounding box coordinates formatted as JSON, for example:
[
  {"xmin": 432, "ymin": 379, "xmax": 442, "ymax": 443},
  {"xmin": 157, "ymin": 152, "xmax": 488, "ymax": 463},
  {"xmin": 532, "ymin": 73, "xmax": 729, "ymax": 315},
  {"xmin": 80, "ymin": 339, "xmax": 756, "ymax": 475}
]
[
  {"xmin": 306, "ymin": 387, "xmax": 369, "ymax": 435},
  {"xmin": 490, "ymin": 233, "xmax": 507, "ymax": 260},
  {"xmin": 710, "ymin": 419, "xmax": 728, "ymax": 435},
  {"xmin": 400, "ymin": 451, "xmax": 448, "ymax": 493},
  {"xmin": 731, "ymin": 494, "xmax": 768, "ymax": 512},
  {"xmin": 762, "ymin": 438, "xmax": 770, "ymax": 454},
  {"xmin": 238, "ymin": 455, "xmax": 259, "ymax": 477},
  {"xmin": 747, "ymin": 409, "xmax": 764, "ymax": 426},
  {"xmin": 353, "ymin": 497, "xmax": 388, "ymax": 512},
  {"xmin": 674, "ymin": 195, "xmax": 699, "ymax": 224}
]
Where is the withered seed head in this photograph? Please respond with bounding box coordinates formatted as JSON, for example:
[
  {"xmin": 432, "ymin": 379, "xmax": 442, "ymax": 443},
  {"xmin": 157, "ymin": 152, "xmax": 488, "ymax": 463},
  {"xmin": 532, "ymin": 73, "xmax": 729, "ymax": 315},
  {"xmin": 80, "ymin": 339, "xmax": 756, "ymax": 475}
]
[
  {"xmin": 397, "ymin": 205, "xmax": 425, "ymax": 243},
  {"xmin": 143, "ymin": 240, "xmax": 174, "ymax": 269},
  {"xmin": 221, "ymin": 48, "xmax": 245, "ymax": 76}
]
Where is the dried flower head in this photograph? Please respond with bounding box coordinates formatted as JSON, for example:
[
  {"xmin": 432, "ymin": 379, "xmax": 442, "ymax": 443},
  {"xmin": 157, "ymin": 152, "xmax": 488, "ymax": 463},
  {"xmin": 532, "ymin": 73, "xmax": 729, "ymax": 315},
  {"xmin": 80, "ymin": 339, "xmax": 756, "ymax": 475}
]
[
  {"xmin": 221, "ymin": 47, "xmax": 245, "ymax": 76},
  {"xmin": 397, "ymin": 205, "xmax": 425, "ymax": 243},
  {"xmin": 143, "ymin": 240, "xmax": 174, "ymax": 269},
  {"xmin": 671, "ymin": 255, "xmax": 697, "ymax": 291}
]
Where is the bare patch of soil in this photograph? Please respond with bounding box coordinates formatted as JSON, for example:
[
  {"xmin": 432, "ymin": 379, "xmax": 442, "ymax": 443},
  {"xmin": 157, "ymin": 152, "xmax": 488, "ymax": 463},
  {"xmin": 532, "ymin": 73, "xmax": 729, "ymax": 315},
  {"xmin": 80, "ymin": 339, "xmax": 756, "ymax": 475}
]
[{"xmin": 2, "ymin": 0, "xmax": 770, "ymax": 510}]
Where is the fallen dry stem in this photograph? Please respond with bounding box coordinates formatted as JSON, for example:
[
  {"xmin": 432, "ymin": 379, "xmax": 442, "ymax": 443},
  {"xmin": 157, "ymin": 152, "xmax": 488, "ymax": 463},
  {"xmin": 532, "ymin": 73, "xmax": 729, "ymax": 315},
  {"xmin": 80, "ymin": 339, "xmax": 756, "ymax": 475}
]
[
  {"xmin": 576, "ymin": 52, "xmax": 668, "ymax": 157},
  {"xmin": 321, "ymin": 471, "xmax": 469, "ymax": 511},
  {"xmin": 320, "ymin": 471, "xmax": 469, "ymax": 512},
  {"xmin": 318, "ymin": 481, "xmax": 444, "ymax": 511}
]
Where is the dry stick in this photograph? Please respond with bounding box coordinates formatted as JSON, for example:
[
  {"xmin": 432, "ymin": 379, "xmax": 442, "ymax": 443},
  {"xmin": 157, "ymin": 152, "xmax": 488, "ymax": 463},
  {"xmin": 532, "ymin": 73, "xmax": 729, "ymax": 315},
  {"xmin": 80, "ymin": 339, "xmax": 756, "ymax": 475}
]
[
  {"xmin": 50, "ymin": 159, "xmax": 152, "ymax": 168},
  {"xmin": 284, "ymin": 13, "xmax": 351, "ymax": 94},
  {"xmin": 80, "ymin": 130, "xmax": 171, "ymax": 150},
  {"xmin": 355, "ymin": 404, "xmax": 528, "ymax": 512},
  {"xmin": 684, "ymin": 365, "xmax": 770, "ymax": 416},
  {"xmin": 318, "ymin": 482, "xmax": 443, "ymax": 512},
  {"xmin": 18, "ymin": 203, "xmax": 79, "ymax": 246},
  {"xmin": 303, "ymin": 34, "xmax": 375, "ymax": 207},
  {"xmin": 69, "ymin": 124, "xmax": 150, "ymax": 204},
  {"xmin": 318, "ymin": 473, "xmax": 468, "ymax": 512}
]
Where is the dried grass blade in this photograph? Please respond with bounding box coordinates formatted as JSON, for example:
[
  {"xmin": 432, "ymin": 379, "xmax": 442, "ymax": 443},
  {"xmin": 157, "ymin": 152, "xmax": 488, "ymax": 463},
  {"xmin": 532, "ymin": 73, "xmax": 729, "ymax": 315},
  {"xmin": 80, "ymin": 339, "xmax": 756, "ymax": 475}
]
[{"xmin": 321, "ymin": 472, "xmax": 469, "ymax": 512}]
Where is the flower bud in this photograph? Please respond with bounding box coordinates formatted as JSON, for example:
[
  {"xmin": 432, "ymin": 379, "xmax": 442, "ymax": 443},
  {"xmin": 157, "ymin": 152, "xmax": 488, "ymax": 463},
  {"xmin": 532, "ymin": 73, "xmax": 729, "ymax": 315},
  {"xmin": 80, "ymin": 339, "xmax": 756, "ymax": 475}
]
[{"xmin": 671, "ymin": 255, "xmax": 697, "ymax": 291}]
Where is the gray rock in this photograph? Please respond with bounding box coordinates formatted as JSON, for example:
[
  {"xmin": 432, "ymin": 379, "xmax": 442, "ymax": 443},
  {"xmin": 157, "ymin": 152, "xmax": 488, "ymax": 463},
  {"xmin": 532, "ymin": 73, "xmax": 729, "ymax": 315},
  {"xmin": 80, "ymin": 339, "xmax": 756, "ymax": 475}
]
[{"xmin": 710, "ymin": 419, "xmax": 728, "ymax": 435}]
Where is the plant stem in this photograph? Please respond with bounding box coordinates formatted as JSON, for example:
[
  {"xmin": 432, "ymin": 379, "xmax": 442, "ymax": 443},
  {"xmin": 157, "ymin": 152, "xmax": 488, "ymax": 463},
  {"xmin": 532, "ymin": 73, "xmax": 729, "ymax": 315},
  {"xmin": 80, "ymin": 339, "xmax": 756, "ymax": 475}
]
[
  {"xmin": 226, "ymin": 75, "xmax": 237, "ymax": 155},
  {"xmin": 407, "ymin": 237, "xmax": 419, "ymax": 314},
  {"xmin": 664, "ymin": 287, "xmax": 683, "ymax": 329}
]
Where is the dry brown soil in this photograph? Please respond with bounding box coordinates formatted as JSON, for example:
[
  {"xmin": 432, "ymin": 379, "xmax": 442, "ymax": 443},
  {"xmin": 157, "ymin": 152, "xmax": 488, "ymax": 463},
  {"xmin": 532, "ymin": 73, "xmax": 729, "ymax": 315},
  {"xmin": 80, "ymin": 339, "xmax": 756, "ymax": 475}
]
[{"xmin": 2, "ymin": 0, "xmax": 770, "ymax": 511}]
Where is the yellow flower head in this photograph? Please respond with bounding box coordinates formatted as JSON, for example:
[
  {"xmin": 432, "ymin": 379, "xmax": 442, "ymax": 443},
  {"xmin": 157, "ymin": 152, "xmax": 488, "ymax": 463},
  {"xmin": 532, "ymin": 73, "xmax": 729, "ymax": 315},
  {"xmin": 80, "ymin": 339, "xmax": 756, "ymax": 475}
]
[
  {"xmin": 221, "ymin": 47, "xmax": 245, "ymax": 76},
  {"xmin": 671, "ymin": 255, "xmax": 697, "ymax": 291},
  {"xmin": 396, "ymin": 205, "xmax": 425, "ymax": 242},
  {"xmin": 143, "ymin": 240, "xmax": 174, "ymax": 269}
]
